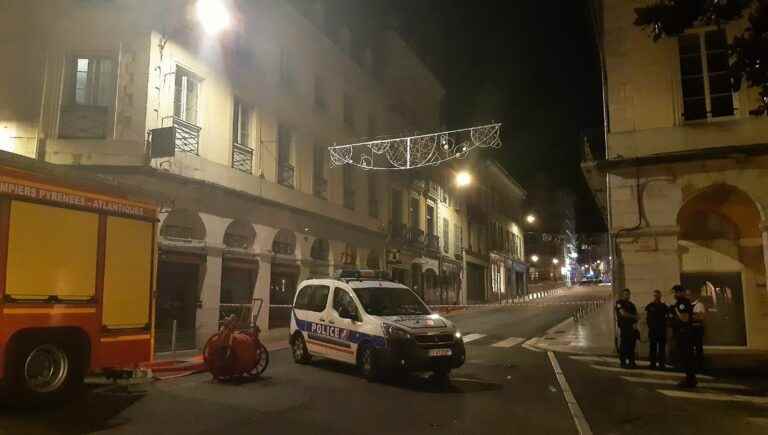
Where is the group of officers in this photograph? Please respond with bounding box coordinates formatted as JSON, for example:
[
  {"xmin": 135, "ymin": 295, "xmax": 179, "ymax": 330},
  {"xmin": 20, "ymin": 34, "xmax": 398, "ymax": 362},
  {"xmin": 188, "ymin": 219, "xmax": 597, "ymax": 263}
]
[{"xmin": 614, "ymin": 285, "xmax": 705, "ymax": 388}]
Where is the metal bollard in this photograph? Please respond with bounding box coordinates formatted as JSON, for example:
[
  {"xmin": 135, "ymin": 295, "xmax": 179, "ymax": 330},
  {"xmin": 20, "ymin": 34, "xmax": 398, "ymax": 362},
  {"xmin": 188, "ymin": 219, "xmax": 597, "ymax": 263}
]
[{"xmin": 171, "ymin": 319, "xmax": 178, "ymax": 360}]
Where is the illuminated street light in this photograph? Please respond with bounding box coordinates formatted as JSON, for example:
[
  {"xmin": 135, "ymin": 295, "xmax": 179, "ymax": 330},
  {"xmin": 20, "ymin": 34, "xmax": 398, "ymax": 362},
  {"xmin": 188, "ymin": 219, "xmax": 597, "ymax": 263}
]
[
  {"xmin": 552, "ymin": 258, "xmax": 559, "ymax": 265},
  {"xmin": 455, "ymin": 171, "xmax": 472, "ymax": 188},
  {"xmin": 525, "ymin": 214, "xmax": 536, "ymax": 224},
  {"xmin": 530, "ymin": 255, "xmax": 539, "ymax": 263},
  {"xmin": 196, "ymin": 0, "xmax": 232, "ymax": 36}
]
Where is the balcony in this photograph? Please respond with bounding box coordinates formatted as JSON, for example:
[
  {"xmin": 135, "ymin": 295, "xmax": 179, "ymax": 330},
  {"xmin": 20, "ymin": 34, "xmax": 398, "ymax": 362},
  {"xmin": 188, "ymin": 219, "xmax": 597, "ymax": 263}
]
[
  {"xmin": 425, "ymin": 233, "xmax": 440, "ymax": 253},
  {"xmin": 173, "ymin": 117, "xmax": 201, "ymax": 155},
  {"xmin": 59, "ymin": 105, "xmax": 108, "ymax": 139},
  {"xmin": 272, "ymin": 241, "xmax": 295, "ymax": 256},
  {"xmin": 343, "ymin": 188, "xmax": 355, "ymax": 210},
  {"xmin": 278, "ymin": 163, "xmax": 295, "ymax": 188},
  {"xmin": 313, "ymin": 177, "xmax": 328, "ymax": 199},
  {"xmin": 232, "ymin": 143, "xmax": 253, "ymax": 174},
  {"xmin": 390, "ymin": 223, "xmax": 407, "ymax": 241},
  {"xmin": 405, "ymin": 227, "xmax": 424, "ymax": 246}
]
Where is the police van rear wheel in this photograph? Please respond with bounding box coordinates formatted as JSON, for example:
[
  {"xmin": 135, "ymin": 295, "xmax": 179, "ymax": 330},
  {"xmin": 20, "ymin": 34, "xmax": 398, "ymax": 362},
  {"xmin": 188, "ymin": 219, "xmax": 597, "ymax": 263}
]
[{"xmin": 291, "ymin": 334, "xmax": 311, "ymax": 364}]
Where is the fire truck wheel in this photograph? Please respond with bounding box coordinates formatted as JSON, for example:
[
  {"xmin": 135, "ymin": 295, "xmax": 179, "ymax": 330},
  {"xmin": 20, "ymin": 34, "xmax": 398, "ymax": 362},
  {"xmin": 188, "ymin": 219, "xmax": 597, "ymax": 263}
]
[
  {"xmin": 8, "ymin": 336, "xmax": 85, "ymax": 404},
  {"xmin": 291, "ymin": 333, "xmax": 311, "ymax": 364}
]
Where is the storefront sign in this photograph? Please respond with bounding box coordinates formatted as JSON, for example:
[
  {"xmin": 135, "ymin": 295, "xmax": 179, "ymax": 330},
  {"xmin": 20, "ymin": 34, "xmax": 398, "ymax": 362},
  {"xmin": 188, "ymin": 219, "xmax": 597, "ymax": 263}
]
[{"xmin": 0, "ymin": 176, "xmax": 153, "ymax": 218}]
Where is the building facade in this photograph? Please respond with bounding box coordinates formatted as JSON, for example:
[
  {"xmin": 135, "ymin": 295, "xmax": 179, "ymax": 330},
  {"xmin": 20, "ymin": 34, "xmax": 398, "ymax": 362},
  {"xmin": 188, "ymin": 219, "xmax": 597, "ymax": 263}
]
[
  {"xmin": 583, "ymin": 0, "xmax": 768, "ymax": 350},
  {"xmin": 0, "ymin": 0, "xmax": 529, "ymax": 351}
]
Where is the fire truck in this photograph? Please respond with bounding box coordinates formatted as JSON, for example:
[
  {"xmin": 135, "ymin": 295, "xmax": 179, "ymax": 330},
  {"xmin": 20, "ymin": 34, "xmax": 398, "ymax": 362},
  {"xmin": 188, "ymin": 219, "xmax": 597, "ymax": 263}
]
[{"xmin": 0, "ymin": 153, "xmax": 157, "ymax": 402}]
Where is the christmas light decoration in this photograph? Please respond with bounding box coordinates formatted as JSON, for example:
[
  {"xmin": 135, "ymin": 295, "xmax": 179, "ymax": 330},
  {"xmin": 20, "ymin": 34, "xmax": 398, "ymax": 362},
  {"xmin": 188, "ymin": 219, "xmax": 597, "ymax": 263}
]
[{"xmin": 328, "ymin": 123, "xmax": 501, "ymax": 170}]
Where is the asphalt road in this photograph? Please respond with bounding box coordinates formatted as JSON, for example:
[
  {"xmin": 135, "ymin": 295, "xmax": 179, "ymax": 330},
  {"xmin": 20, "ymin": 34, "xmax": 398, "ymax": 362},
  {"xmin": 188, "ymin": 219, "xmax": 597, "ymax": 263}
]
[{"xmin": 2, "ymin": 286, "xmax": 766, "ymax": 435}]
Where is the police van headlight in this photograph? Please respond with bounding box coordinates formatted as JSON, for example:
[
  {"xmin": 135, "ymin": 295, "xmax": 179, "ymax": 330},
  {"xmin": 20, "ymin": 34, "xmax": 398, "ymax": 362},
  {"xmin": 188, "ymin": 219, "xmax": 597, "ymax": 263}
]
[
  {"xmin": 454, "ymin": 331, "xmax": 462, "ymax": 341},
  {"xmin": 383, "ymin": 324, "xmax": 412, "ymax": 340}
]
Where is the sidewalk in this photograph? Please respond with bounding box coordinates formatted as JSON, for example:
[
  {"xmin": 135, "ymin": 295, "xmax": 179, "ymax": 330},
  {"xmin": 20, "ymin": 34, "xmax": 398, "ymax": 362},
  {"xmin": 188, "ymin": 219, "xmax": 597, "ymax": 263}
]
[{"xmin": 532, "ymin": 296, "xmax": 768, "ymax": 375}]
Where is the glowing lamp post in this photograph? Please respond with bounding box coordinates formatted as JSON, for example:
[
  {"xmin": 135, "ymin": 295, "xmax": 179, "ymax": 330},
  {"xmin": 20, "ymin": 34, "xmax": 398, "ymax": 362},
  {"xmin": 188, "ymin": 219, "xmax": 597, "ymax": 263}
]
[
  {"xmin": 196, "ymin": 0, "xmax": 232, "ymax": 36},
  {"xmin": 455, "ymin": 171, "xmax": 472, "ymax": 188}
]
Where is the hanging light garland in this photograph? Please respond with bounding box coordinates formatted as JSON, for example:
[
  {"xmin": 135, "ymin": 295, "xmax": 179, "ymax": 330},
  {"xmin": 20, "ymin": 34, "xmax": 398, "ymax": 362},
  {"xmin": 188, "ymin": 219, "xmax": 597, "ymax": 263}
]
[{"xmin": 328, "ymin": 123, "xmax": 502, "ymax": 170}]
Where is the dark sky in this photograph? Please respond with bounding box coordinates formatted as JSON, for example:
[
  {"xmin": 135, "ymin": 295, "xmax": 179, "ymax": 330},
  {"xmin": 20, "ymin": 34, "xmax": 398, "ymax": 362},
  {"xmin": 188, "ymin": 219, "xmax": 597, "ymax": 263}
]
[{"xmin": 323, "ymin": 0, "xmax": 606, "ymax": 233}]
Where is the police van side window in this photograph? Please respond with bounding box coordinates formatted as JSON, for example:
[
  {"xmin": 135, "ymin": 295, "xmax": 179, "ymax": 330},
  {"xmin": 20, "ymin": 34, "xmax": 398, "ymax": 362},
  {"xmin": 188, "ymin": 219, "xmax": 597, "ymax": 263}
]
[
  {"xmin": 308, "ymin": 285, "xmax": 330, "ymax": 312},
  {"xmin": 333, "ymin": 288, "xmax": 358, "ymax": 317},
  {"xmin": 294, "ymin": 286, "xmax": 313, "ymax": 310}
]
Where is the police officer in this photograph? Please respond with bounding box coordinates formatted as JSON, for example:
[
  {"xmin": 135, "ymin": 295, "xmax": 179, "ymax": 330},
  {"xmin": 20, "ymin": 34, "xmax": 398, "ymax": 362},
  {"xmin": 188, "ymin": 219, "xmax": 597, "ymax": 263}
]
[
  {"xmin": 671, "ymin": 285, "xmax": 696, "ymax": 388},
  {"xmin": 615, "ymin": 288, "xmax": 638, "ymax": 368},
  {"xmin": 644, "ymin": 290, "xmax": 668, "ymax": 370},
  {"xmin": 689, "ymin": 288, "xmax": 706, "ymax": 372}
]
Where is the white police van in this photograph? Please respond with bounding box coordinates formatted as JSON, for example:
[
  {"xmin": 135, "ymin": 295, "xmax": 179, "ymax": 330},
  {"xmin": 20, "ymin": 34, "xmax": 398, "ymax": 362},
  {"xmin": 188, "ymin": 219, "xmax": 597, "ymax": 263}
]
[{"xmin": 289, "ymin": 270, "xmax": 466, "ymax": 381}]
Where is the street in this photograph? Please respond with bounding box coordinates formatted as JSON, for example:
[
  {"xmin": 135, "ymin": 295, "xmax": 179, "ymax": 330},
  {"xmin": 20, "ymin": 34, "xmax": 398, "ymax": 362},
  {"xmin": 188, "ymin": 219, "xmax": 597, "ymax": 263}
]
[{"xmin": 2, "ymin": 286, "xmax": 766, "ymax": 435}]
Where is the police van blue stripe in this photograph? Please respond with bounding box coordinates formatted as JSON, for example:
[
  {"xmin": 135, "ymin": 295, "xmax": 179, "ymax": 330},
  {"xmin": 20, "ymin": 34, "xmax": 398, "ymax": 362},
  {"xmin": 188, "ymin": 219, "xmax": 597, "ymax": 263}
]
[{"xmin": 293, "ymin": 311, "xmax": 386, "ymax": 349}]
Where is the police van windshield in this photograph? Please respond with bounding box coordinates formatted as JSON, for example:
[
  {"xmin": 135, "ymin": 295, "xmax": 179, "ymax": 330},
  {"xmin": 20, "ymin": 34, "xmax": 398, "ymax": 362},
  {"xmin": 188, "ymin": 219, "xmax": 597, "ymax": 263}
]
[{"xmin": 352, "ymin": 287, "xmax": 430, "ymax": 316}]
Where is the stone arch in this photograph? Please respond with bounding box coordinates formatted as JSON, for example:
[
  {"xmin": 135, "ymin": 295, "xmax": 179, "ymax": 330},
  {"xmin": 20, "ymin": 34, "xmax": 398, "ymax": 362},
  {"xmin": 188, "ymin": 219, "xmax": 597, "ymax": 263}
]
[
  {"xmin": 676, "ymin": 183, "xmax": 765, "ymax": 347},
  {"xmin": 223, "ymin": 220, "xmax": 256, "ymax": 250},
  {"xmin": 159, "ymin": 209, "xmax": 206, "ymax": 241},
  {"xmin": 310, "ymin": 238, "xmax": 330, "ymax": 262},
  {"xmin": 272, "ymin": 229, "xmax": 297, "ymax": 256}
]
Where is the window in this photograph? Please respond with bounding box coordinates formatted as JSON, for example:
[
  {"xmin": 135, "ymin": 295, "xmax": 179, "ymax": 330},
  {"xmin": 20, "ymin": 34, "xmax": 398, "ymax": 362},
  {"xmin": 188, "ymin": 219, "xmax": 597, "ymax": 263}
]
[
  {"xmin": 343, "ymin": 166, "xmax": 355, "ymax": 209},
  {"xmin": 679, "ymin": 29, "xmax": 735, "ymax": 121},
  {"xmin": 343, "ymin": 94, "xmax": 355, "ymax": 129},
  {"xmin": 314, "ymin": 75, "xmax": 327, "ymax": 111},
  {"xmin": 232, "ymin": 99, "xmax": 252, "ymax": 173},
  {"xmin": 313, "ymin": 144, "xmax": 327, "ymax": 199},
  {"xmin": 409, "ymin": 197, "xmax": 420, "ymax": 229},
  {"xmin": 333, "ymin": 288, "xmax": 358, "ymax": 317},
  {"xmin": 455, "ymin": 223, "xmax": 463, "ymax": 254},
  {"xmin": 277, "ymin": 124, "xmax": 294, "ymax": 188},
  {"xmin": 60, "ymin": 56, "xmax": 115, "ymax": 139},
  {"xmin": 391, "ymin": 189, "xmax": 403, "ymax": 226},
  {"xmin": 174, "ymin": 67, "xmax": 200, "ymax": 124},
  {"xmin": 443, "ymin": 218, "xmax": 450, "ymax": 253},
  {"xmin": 368, "ymin": 174, "xmax": 378, "ymax": 218},
  {"xmin": 294, "ymin": 285, "xmax": 330, "ymax": 312},
  {"xmin": 71, "ymin": 56, "xmax": 115, "ymax": 107},
  {"xmin": 426, "ymin": 203, "xmax": 435, "ymax": 236}
]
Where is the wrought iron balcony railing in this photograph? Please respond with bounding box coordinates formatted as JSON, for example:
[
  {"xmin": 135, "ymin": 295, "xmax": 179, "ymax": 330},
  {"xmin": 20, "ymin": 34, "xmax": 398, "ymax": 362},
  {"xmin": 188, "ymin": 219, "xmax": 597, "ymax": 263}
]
[
  {"xmin": 425, "ymin": 234, "xmax": 440, "ymax": 252},
  {"xmin": 313, "ymin": 177, "xmax": 328, "ymax": 199},
  {"xmin": 232, "ymin": 143, "xmax": 253, "ymax": 173},
  {"xmin": 278, "ymin": 163, "xmax": 295, "ymax": 188},
  {"xmin": 405, "ymin": 227, "xmax": 424, "ymax": 246},
  {"xmin": 390, "ymin": 223, "xmax": 407, "ymax": 241},
  {"xmin": 173, "ymin": 117, "xmax": 201, "ymax": 155}
]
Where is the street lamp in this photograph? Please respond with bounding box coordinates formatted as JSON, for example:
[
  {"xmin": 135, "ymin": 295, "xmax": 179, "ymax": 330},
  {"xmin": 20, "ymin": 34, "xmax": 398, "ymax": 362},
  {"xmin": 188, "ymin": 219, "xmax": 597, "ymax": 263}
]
[
  {"xmin": 530, "ymin": 254, "xmax": 539, "ymax": 263},
  {"xmin": 525, "ymin": 214, "xmax": 536, "ymax": 224},
  {"xmin": 552, "ymin": 258, "xmax": 559, "ymax": 265},
  {"xmin": 196, "ymin": 0, "xmax": 232, "ymax": 36},
  {"xmin": 455, "ymin": 171, "xmax": 472, "ymax": 188}
]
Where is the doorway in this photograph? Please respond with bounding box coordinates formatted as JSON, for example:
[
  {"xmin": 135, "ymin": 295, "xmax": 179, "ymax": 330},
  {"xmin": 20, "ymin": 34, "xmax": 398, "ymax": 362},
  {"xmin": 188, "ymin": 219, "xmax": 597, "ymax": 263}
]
[
  {"xmin": 269, "ymin": 263, "xmax": 299, "ymax": 329},
  {"xmin": 680, "ymin": 272, "xmax": 746, "ymax": 346},
  {"xmin": 155, "ymin": 257, "xmax": 201, "ymax": 352}
]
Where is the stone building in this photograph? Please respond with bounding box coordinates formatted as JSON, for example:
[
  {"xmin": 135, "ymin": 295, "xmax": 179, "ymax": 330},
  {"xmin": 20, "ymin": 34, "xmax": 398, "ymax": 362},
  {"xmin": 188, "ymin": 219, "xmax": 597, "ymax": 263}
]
[
  {"xmin": 583, "ymin": 0, "xmax": 768, "ymax": 350},
  {"xmin": 0, "ymin": 0, "xmax": 442, "ymax": 351}
]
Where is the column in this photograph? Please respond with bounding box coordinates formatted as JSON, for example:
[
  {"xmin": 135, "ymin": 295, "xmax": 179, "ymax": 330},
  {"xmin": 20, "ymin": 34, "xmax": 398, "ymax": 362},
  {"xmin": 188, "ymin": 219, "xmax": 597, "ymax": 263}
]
[
  {"xmin": 197, "ymin": 248, "xmax": 223, "ymax": 348},
  {"xmin": 761, "ymin": 221, "xmax": 768, "ymax": 297},
  {"xmin": 252, "ymin": 253, "xmax": 272, "ymax": 331}
]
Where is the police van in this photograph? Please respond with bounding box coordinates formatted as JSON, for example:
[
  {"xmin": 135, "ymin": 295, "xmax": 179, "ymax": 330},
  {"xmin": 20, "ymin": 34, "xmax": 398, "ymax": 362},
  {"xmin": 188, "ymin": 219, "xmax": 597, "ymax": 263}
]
[{"xmin": 289, "ymin": 270, "xmax": 466, "ymax": 381}]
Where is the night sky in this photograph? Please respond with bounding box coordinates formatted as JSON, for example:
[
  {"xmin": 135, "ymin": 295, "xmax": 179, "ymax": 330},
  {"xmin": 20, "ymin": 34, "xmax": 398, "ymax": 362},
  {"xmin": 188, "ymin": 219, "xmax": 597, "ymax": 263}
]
[{"xmin": 324, "ymin": 0, "xmax": 606, "ymax": 233}]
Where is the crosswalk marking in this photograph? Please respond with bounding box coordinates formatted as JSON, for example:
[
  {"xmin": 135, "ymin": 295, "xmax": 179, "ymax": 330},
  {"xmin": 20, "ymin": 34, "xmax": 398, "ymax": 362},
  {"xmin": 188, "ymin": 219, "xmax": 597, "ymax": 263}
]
[
  {"xmin": 620, "ymin": 376, "xmax": 749, "ymax": 391},
  {"xmin": 462, "ymin": 333, "xmax": 486, "ymax": 343},
  {"xmin": 657, "ymin": 389, "xmax": 768, "ymax": 405},
  {"xmin": 589, "ymin": 364, "xmax": 714, "ymax": 380},
  {"xmin": 571, "ymin": 355, "xmax": 630, "ymax": 364},
  {"xmin": 491, "ymin": 337, "xmax": 526, "ymax": 348}
]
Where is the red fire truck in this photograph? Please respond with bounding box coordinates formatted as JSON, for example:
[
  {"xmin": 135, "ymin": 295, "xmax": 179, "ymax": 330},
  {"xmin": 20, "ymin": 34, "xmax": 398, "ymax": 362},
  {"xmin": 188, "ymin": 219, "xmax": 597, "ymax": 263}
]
[{"xmin": 0, "ymin": 153, "xmax": 157, "ymax": 402}]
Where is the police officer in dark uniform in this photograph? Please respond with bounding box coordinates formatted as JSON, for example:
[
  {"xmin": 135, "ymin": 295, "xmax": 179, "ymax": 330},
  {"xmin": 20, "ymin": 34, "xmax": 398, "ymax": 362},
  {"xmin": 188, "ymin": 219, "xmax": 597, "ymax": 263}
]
[
  {"xmin": 644, "ymin": 289, "xmax": 668, "ymax": 370},
  {"xmin": 615, "ymin": 288, "xmax": 638, "ymax": 368},
  {"xmin": 671, "ymin": 285, "xmax": 696, "ymax": 388}
]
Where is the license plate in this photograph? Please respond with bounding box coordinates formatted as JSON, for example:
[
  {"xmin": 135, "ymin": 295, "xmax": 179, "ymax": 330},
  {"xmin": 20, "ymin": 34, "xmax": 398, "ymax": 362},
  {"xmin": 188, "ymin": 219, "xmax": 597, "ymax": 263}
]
[{"xmin": 428, "ymin": 348, "xmax": 452, "ymax": 357}]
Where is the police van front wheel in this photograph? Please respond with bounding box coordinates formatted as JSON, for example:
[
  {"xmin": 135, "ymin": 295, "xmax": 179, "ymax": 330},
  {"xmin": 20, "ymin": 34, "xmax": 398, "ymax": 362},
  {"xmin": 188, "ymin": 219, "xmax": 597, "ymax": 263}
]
[
  {"xmin": 358, "ymin": 345, "xmax": 381, "ymax": 382},
  {"xmin": 291, "ymin": 334, "xmax": 311, "ymax": 364}
]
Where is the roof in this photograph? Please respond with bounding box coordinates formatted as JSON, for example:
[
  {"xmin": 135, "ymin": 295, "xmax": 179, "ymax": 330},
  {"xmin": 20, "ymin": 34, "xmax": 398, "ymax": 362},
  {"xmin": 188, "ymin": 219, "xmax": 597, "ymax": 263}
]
[
  {"xmin": 484, "ymin": 159, "xmax": 527, "ymax": 199},
  {"xmin": 591, "ymin": 142, "xmax": 768, "ymax": 172}
]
